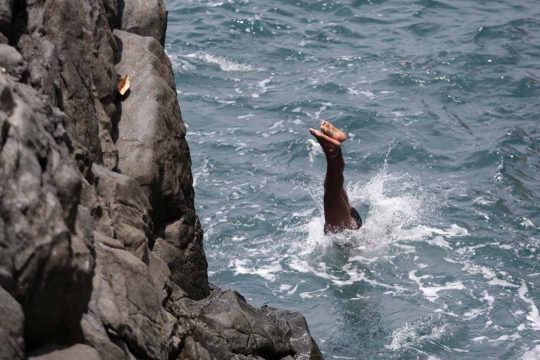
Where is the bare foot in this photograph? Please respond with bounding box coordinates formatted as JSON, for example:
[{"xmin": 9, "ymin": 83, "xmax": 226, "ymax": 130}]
[
  {"xmin": 320, "ymin": 121, "xmax": 346, "ymax": 143},
  {"xmin": 309, "ymin": 128, "xmax": 341, "ymax": 158}
]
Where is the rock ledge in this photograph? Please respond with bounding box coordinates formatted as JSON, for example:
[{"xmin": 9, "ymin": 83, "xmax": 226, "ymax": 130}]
[{"xmin": 0, "ymin": 1, "xmax": 323, "ymax": 359}]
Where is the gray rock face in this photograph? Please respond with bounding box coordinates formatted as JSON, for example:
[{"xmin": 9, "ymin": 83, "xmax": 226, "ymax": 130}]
[
  {"xmin": 14, "ymin": 0, "xmax": 119, "ymax": 169},
  {"xmin": 0, "ymin": 0, "xmax": 324, "ymax": 359},
  {"xmin": 0, "ymin": 72, "xmax": 95, "ymax": 350},
  {"xmin": 117, "ymin": 0, "xmax": 168, "ymax": 45},
  {"xmin": 0, "ymin": 286, "xmax": 24, "ymax": 360},
  {"xmin": 0, "ymin": 45, "xmax": 27, "ymax": 80},
  {"xmin": 113, "ymin": 29, "xmax": 210, "ymax": 300},
  {"xmin": 85, "ymin": 243, "xmax": 168, "ymax": 360},
  {"xmin": 170, "ymin": 290, "xmax": 324, "ymax": 360},
  {"xmin": 113, "ymin": 29, "xmax": 190, "ymax": 226},
  {"xmin": 83, "ymin": 164, "xmax": 153, "ymax": 263},
  {"xmin": 260, "ymin": 307, "xmax": 324, "ymax": 360},
  {"xmin": 0, "ymin": 0, "xmax": 13, "ymax": 39},
  {"xmin": 28, "ymin": 344, "xmax": 102, "ymax": 360},
  {"xmin": 153, "ymin": 214, "xmax": 208, "ymax": 300}
]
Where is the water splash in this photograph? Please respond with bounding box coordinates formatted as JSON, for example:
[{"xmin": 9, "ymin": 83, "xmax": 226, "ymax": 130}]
[{"xmin": 291, "ymin": 165, "xmax": 446, "ymax": 252}]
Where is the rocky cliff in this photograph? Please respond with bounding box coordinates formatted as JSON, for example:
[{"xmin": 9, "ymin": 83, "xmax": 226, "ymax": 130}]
[{"xmin": 0, "ymin": 0, "xmax": 323, "ymax": 359}]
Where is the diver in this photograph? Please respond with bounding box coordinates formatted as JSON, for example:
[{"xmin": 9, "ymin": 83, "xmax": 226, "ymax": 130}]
[{"xmin": 309, "ymin": 121, "xmax": 362, "ymax": 234}]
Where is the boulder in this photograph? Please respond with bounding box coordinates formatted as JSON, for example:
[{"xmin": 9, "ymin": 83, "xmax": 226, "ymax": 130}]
[
  {"xmin": 117, "ymin": 0, "xmax": 168, "ymax": 45},
  {"xmin": 0, "ymin": 2, "xmax": 324, "ymax": 360},
  {"xmin": 83, "ymin": 164, "xmax": 153, "ymax": 263},
  {"xmin": 84, "ymin": 243, "xmax": 168, "ymax": 360},
  {"xmin": 28, "ymin": 344, "xmax": 101, "ymax": 360},
  {"xmin": 14, "ymin": 0, "xmax": 119, "ymax": 169},
  {"xmin": 171, "ymin": 290, "xmax": 296, "ymax": 360},
  {"xmin": 80, "ymin": 311, "xmax": 131, "ymax": 360},
  {"xmin": 0, "ymin": 44, "xmax": 28, "ymax": 80},
  {"xmin": 0, "ymin": 73, "xmax": 95, "ymax": 350},
  {"xmin": 113, "ymin": 29, "xmax": 190, "ymax": 227},
  {"xmin": 0, "ymin": 0, "xmax": 12, "ymax": 39},
  {"xmin": 113, "ymin": 29, "xmax": 209, "ymax": 299},
  {"xmin": 260, "ymin": 307, "xmax": 324, "ymax": 360},
  {"xmin": 0, "ymin": 286, "xmax": 24, "ymax": 360},
  {"xmin": 148, "ymin": 252, "xmax": 173, "ymax": 304},
  {"xmin": 153, "ymin": 215, "xmax": 209, "ymax": 300}
]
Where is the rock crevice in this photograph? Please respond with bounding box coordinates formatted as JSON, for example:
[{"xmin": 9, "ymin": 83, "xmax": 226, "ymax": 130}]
[{"xmin": 0, "ymin": 0, "xmax": 323, "ymax": 359}]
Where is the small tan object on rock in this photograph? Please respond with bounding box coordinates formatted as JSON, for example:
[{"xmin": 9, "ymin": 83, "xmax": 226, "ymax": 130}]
[{"xmin": 118, "ymin": 75, "xmax": 130, "ymax": 95}]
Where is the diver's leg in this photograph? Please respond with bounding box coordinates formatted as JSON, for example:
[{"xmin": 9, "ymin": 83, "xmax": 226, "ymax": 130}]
[
  {"xmin": 324, "ymin": 178, "xmax": 352, "ymax": 210},
  {"xmin": 310, "ymin": 128, "xmax": 357, "ymax": 232}
]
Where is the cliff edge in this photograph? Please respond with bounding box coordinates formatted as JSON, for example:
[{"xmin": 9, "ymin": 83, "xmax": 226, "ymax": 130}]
[{"xmin": 0, "ymin": 0, "xmax": 323, "ymax": 359}]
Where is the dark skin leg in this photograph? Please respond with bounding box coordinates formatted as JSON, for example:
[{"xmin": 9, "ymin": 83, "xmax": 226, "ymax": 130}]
[{"xmin": 310, "ymin": 123, "xmax": 357, "ymax": 233}]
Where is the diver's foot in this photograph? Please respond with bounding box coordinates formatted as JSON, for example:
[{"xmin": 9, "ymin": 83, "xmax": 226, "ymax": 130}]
[
  {"xmin": 309, "ymin": 128, "xmax": 341, "ymax": 158},
  {"xmin": 320, "ymin": 121, "xmax": 346, "ymax": 143}
]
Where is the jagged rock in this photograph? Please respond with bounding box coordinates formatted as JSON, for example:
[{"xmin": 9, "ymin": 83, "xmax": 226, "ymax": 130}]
[
  {"xmin": 28, "ymin": 344, "xmax": 101, "ymax": 360},
  {"xmin": 0, "ymin": 72, "xmax": 95, "ymax": 350},
  {"xmin": 85, "ymin": 164, "xmax": 153, "ymax": 263},
  {"xmin": 153, "ymin": 216, "xmax": 209, "ymax": 300},
  {"xmin": 102, "ymin": 0, "xmax": 118, "ymax": 30},
  {"xmin": 113, "ymin": 29, "xmax": 209, "ymax": 299},
  {"xmin": 16, "ymin": 33, "xmax": 62, "ymax": 109},
  {"xmin": 149, "ymin": 252, "xmax": 173, "ymax": 304},
  {"xmin": 0, "ymin": 0, "xmax": 12, "ymax": 39},
  {"xmin": 164, "ymin": 311, "xmax": 187, "ymax": 360},
  {"xmin": 0, "ymin": 285, "xmax": 24, "ymax": 360},
  {"xmin": 113, "ymin": 29, "xmax": 190, "ymax": 226},
  {"xmin": 81, "ymin": 311, "xmax": 131, "ymax": 360},
  {"xmin": 171, "ymin": 290, "xmax": 296, "ymax": 360},
  {"xmin": 179, "ymin": 337, "xmax": 212, "ymax": 360},
  {"xmin": 0, "ymin": 2, "xmax": 324, "ymax": 360},
  {"xmin": 0, "ymin": 44, "xmax": 27, "ymax": 80},
  {"xmin": 84, "ymin": 243, "xmax": 168, "ymax": 360},
  {"xmin": 260, "ymin": 307, "xmax": 324, "ymax": 360},
  {"xmin": 13, "ymin": 0, "xmax": 119, "ymax": 169},
  {"xmin": 13, "ymin": 0, "xmax": 99, "ymax": 161},
  {"xmin": 117, "ymin": 0, "xmax": 168, "ymax": 45}
]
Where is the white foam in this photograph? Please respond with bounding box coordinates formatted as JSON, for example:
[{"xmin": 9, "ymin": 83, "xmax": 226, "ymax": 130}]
[
  {"xmin": 287, "ymin": 283, "xmax": 299, "ymax": 295},
  {"xmin": 347, "ymin": 88, "xmax": 375, "ymax": 99},
  {"xmin": 488, "ymin": 278, "xmax": 519, "ymax": 288},
  {"xmin": 289, "ymin": 256, "xmax": 342, "ymax": 282},
  {"xmin": 292, "ymin": 166, "xmax": 457, "ymax": 253},
  {"xmin": 427, "ymin": 236, "xmax": 452, "ymax": 249},
  {"xmin": 185, "ymin": 52, "xmax": 265, "ymax": 72},
  {"xmin": 238, "ymin": 113, "xmax": 255, "ymax": 119},
  {"xmin": 313, "ymin": 103, "xmax": 332, "ymax": 119},
  {"xmin": 473, "ymin": 196, "xmax": 494, "ymax": 205},
  {"xmin": 279, "ymin": 284, "xmax": 292, "ymax": 291},
  {"xmin": 307, "ymin": 139, "xmax": 324, "ymax": 163},
  {"xmin": 461, "ymin": 261, "xmax": 496, "ymax": 279},
  {"xmin": 521, "ymin": 218, "xmax": 535, "ymax": 228},
  {"xmin": 168, "ymin": 55, "xmax": 196, "ymax": 72},
  {"xmin": 386, "ymin": 319, "xmax": 448, "ymax": 351},
  {"xmin": 231, "ymin": 259, "xmax": 282, "ymax": 281},
  {"xmin": 409, "ymin": 270, "xmax": 465, "ymax": 302},
  {"xmin": 521, "ymin": 345, "xmax": 540, "ymax": 360},
  {"xmin": 299, "ymin": 285, "xmax": 329, "ymax": 299},
  {"xmin": 518, "ymin": 283, "xmax": 540, "ymax": 331},
  {"xmin": 394, "ymin": 243, "xmax": 417, "ymax": 253},
  {"xmin": 463, "ymin": 308, "xmax": 486, "ymax": 320},
  {"xmin": 348, "ymin": 255, "xmax": 378, "ymax": 264}
]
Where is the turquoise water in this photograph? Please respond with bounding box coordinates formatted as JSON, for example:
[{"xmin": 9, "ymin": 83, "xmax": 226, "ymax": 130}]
[{"xmin": 165, "ymin": 0, "xmax": 540, "ymax": 358}]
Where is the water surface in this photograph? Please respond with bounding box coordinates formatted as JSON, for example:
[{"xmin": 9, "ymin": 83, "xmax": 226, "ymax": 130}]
[{"xmin": 165, "ymin": 0, "xmax": 540, "ymax": 358}]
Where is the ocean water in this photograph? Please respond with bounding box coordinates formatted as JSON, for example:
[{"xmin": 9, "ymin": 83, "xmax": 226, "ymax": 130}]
[{"xmin": 164, "ymin": 0, "xmax": 540, "ymax": 358}]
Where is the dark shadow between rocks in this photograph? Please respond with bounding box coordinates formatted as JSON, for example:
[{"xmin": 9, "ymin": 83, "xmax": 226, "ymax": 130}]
[
  {"xmin": 112, "ymin": 35, "xmax": 125, "ymax": 146},
  {"xmin": 116, "ymin": 0, "xmax": 125, "ymax": 31}
]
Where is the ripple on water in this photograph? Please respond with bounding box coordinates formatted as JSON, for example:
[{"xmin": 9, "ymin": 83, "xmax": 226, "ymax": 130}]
[{"xmin": 167, "ymin": 0, "xmax": 540, "ymax": 357}]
